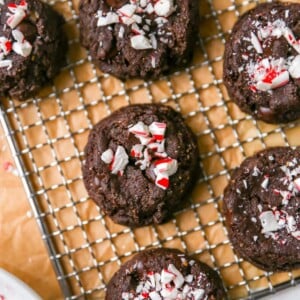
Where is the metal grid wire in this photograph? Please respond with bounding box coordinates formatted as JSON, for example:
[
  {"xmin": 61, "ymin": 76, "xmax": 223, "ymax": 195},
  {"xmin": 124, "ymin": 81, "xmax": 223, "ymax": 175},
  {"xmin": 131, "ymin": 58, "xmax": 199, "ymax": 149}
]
[{"xmin": 1, "ymin": 0, "xmax": 300, "ymax": 298}]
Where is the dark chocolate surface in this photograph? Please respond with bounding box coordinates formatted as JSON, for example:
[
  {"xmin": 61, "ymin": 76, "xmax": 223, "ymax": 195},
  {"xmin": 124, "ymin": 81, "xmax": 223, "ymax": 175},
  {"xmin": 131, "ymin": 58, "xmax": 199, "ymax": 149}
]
[
  {"xmin": 223, "ymin": 2, "xmax": 300, "ymax": 123},
  {"xmin": 223, "ymin": 147, "xmax": 300, "ymax": 271},
  {"xmin": 79, "ymin": 0, "xmax": 198, "ymax": 79},
  {"xmin": 0, "ymin": 0, "xmax": 68, "ymax": 100},
  {"xmin": 106, "ymin": 248, "xmax": 225, "ymax": 299},
  {"xmin": 82, "ymin": 104, "xmax": 199, "ymax": 227}
]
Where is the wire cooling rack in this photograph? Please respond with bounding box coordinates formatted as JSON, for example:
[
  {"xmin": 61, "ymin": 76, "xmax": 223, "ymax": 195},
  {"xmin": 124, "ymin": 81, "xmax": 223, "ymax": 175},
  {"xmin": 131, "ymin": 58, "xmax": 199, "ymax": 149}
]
[{"xmin": 1, "ymin": 0, "xmax": 300, "ymax": 298}]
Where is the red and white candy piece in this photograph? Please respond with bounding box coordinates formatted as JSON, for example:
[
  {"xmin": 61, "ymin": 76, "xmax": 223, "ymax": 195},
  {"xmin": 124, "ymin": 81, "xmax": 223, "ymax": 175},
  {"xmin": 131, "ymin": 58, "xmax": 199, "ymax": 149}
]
[
  {"xmin": 129, "ymin": 121, "xmax": 150, "ymax": 138},
  {"xmin": 261, "ymin": 176, "xmax": 269, "ymax": 190},
  {"xmin": 130, "ymin": 144, "xmax": 144, "ymax": 158},
  {"xmin": 6, "ymin": 0, "xmax": 28, "ymax": 29},
  {"xmin": 155, "ymin": 172, "xmax": 169, "ymax": 190},
  {"xmin": 148, "ymin": 140, "xmax": 166, "ymax": 155},
  {"xmin": 0, "ymin": 37, "xmax": 12, "ymax": 55},
  {"xmin": 110, "ymin": 145, "xmax": 129, "ymax": 175},
  {"xmin": 283, "ymin": 27, "xmax": 300, "ymax": 54},
  {"xmin": 154, "ymin": 157, "xmax": 178, "ymax": 176},
  {"xmin": 101, "ymin": 149, "xmax": 114, "ymax": 164},
  {"xmin": 149, "ymin": 122, "xmax": 166, "ymax": 141},
  {"xmin": 248, "ymin": 58, "xmax": 290, "ymax": 92},
  {"xmin": 12, "ymin": 32, "xmax": 32, "ymax": 57}
]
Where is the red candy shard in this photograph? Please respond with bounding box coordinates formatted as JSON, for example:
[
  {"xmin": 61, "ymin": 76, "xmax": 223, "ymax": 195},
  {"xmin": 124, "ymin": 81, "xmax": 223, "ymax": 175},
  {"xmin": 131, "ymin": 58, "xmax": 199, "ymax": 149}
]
[{"xmin": 156, "ymin": 177, "xmax": 169, "ymax": 189}]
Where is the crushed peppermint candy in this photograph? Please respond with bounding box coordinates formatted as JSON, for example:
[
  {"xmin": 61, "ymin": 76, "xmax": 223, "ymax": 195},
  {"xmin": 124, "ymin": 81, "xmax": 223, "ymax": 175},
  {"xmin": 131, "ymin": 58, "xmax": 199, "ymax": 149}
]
[
  {"xmin": 259, "ymin": 208, "xmax": 300, "ymax": 241},
  {"xmin": 95, "ymin": 0, "xmax": 175, "ymax": 51},
  {"xmin": 121, "ymin": 263, "xmax": 206, "ymax": 300},
  {"xmin": 255, "ymin": 157, "xmax": 300, "ymax": 242},
  {"xmin": 0, "ymin": 1, "xmax": 32, "ymax": 69},
  {"xmin": 129, "ymin": 121, "xmax": 178, "ymax": 190},
  {"xmin": 244, "ymin": 18, "xmax": 300, "ymax": 92},
  {"xmin": 101, "ymin": 146, "xmax": 129, "ymax": 176},
  {"xmin": 101, "ymin": 148, "xmax": 114, "ymax": 164},
  {"xmin": 261, "ymin": 175, "xmax": 269, "ymax": 190},
  {"xmin": 101, "ymin": 121, "xmax": 178, "ymax": 190},
  {"xmin": 6, "ymin": 0, "xmax": 28, "ymax": 29}
]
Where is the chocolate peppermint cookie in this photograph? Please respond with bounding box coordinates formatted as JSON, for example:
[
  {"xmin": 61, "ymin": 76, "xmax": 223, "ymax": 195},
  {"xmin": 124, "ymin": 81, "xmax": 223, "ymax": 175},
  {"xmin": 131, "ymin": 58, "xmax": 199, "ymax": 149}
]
[
  {"xmin": 223, "ymin": 2, "xmax": 300, "ymax": 123},
  {"xmin": 106, "ymin": 248, "xmax": 225, "ymax": 300},
  {"xmin": 79, "ymin": 0, "xmax": 198, "ymax": 79},
  {"xmin": 82, "ymin": 104, "xmax": 199, "ymax": 227},
  {"xmin": 223, "ymin": 147, "xmax": 300, "ymax": 271},
  {"xmin": 0, "ymin": 0, "xmax": 67, "ymax": 100}
]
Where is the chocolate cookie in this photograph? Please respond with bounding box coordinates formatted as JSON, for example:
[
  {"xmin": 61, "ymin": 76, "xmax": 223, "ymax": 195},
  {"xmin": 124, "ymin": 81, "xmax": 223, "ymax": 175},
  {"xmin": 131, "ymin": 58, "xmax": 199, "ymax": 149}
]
[
  {"xmin": 223, "ymin": 147, "xmax": 300, "ymax": 271},
  {"xmin": 79, "ymin": 0, "xmax": 198, "ymax": 79},
  {"xmin": 82, "ymin": 104, "xmax": 199, "ymax": 227},
  {"xmin": 0, "ymin": 0, "xmax": 68, "ymax": 100},
  {"xmin": 223, "ymin": 2, "xmax": 300, "ymax": 123},
  {"xmin": 106, "ymin": 248, "xmax": 225, "ymax": 299}
]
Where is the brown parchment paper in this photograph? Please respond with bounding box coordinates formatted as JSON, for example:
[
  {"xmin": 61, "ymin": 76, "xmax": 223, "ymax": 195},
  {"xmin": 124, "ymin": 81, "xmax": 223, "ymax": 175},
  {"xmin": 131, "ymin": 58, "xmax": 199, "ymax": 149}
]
[{"xmin": 1, "ymin": 0, "xmax": 300, "ymax": 299}]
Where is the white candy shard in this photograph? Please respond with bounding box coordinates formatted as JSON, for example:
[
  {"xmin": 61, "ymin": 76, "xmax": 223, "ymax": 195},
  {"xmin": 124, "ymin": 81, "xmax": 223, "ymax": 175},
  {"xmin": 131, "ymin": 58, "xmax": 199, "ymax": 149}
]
[
  {"xmin": 259, "ymin": 211, "xmax": 282, "ymax": 233},
  {"xmin": 11, "ymin": 29, "xmax": 24, "ymax": 42},
  {"xmin": 250, "ymin": 32, "xmax": 263, "ymax": 53},
  {"xmin": 192, "ymin": 289, "xmax": 205, "ymax": 300},
  {"xmin": 289, "ymin": 55, "xmax": 300, "ymax": 79},
  {"xmin": 294, "ymin": 177, "xmax": 300, "ymax": 192},
  {"xmin": 287, "ymin": 215, "xmax": 297, "ymax": 233},
  {"xmin": 291, "ymin": 231, "xmax": 300, "ymax": 240},
  {"xmin": 161, "ymin": 268, "xmax": 174, "ymax": 284},
  {"xmin": 168, "ymin": 264, "xmax": 184, "ymax": 288},
  {"xmin": 110, "ymin": 146, "xmax": 129, "ymax": 175},
  {"xmin": 145, "ymin": 3, "xmax": 154, "ymax": 14},
  {"xmin": 97, "ymin": 11, "xmax": 118, "ymax": 26},
  {"xmin": 0, "ymin": 59, "xmax": 12, "ymax": 69},
  {"xmin": 12, "ymin": 39, "xmax": 32, "ymax": 57},
  {"xmin": 101, "ymin": 149, "xmax": 114, "ymax": 164},
  {"xmin": 118, "ymin": 4, "xmax": 137, "ymax": 17},
  {"xmin": 154, "ymin": 0, "xmax": 174, "ymax": 17},
  {"xmin": 130, "ymin": 34, "xmax": 152, "ymax": 50},
  {"xmin": 149, "ymin": 291, "xmax": 162, "ymax": 300}
]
